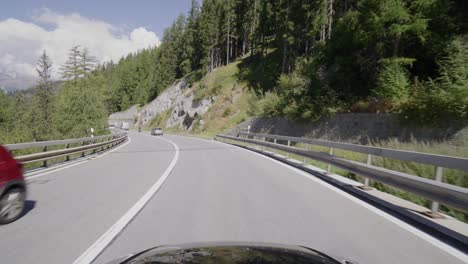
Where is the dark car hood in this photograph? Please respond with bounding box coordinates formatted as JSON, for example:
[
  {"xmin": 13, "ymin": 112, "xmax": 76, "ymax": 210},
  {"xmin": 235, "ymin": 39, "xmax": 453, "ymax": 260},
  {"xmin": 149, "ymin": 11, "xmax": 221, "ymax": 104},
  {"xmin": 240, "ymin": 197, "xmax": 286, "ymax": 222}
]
[{"xmin": 105, "ymin": 241, "xmax": 355, "ymax": 264}]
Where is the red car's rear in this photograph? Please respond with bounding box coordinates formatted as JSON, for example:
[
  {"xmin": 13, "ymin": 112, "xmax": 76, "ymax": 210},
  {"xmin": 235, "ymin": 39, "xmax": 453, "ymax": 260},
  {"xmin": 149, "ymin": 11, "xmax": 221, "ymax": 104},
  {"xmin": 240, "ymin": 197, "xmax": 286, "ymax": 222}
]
[{"xmin": 0, "ymin": 145, "xmax": 26, "ymax": 224}]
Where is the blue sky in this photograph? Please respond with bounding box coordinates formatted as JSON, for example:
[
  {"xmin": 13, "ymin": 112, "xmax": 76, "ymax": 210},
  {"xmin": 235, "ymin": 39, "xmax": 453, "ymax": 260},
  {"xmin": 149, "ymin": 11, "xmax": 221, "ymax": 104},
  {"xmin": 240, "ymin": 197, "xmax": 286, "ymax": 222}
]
[
  {"xmin": 0, "ymin": 1, "xmax": 197, "ymax": 90},
  {"xmin": 0, "ymin": 0, "xmax": 193, "ymax": 37}
]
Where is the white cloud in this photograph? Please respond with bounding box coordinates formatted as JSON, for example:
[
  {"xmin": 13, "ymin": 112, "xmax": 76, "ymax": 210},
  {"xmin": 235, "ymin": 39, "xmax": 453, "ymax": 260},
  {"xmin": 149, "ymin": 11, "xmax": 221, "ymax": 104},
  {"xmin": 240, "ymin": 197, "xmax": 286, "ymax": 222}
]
[{"xmin": 0, "ymin": 9, "xmax": 160, "ymax": 90}]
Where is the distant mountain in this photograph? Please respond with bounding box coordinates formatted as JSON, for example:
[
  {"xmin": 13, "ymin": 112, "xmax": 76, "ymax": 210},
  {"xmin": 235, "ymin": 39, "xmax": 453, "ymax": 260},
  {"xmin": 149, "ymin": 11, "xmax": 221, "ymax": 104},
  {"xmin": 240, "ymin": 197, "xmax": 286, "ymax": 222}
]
[{"xmin": 3, "ymin": 80, "xmax": 65, "ymax": 97}]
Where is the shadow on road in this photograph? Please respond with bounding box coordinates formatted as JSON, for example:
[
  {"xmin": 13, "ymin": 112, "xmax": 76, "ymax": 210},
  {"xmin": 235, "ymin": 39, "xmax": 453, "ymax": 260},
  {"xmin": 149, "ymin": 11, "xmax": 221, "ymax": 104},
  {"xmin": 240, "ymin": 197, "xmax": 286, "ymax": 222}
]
[{"xmin": 22, "ymin": 200, "xmax": 36, "ymax": 217}]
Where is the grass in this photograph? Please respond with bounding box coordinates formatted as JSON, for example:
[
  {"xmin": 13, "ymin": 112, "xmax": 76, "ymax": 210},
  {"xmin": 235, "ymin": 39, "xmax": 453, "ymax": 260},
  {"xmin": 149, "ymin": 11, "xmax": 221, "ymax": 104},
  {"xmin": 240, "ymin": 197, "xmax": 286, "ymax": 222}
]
[
  {"xmin": 169, "ymin": 59, "xmax": 253, "ymax": 136},
  {"xmin": 192, "ymin": 61, "xmax": 241, "ymax": 102},
  {"xmin": 143, "ymin": 108, "xmax": 173, "ymax": 130}
]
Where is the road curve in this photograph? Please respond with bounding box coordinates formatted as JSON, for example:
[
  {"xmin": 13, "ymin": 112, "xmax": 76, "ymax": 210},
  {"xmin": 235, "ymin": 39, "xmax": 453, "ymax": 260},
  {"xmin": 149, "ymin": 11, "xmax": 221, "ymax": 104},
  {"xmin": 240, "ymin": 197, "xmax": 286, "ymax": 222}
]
[{"xmin": 0, "ymin": 132, "xmax": 466, "ymax": 264}]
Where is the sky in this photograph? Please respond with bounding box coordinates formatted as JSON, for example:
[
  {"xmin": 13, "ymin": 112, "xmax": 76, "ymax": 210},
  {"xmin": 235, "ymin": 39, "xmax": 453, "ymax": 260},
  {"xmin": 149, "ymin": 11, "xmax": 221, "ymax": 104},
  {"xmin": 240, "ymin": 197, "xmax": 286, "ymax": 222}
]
[{"xmin": 0, "ymin": 0, "xmax": 193, "ymax": 91}]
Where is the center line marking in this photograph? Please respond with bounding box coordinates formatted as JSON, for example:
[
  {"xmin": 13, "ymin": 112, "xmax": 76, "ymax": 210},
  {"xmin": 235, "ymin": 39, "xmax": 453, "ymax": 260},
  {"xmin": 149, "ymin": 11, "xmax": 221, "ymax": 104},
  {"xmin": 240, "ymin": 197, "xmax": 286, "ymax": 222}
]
[{"xmin": 72, "ymin": 136, "xmax": 180, "ymax": 264}]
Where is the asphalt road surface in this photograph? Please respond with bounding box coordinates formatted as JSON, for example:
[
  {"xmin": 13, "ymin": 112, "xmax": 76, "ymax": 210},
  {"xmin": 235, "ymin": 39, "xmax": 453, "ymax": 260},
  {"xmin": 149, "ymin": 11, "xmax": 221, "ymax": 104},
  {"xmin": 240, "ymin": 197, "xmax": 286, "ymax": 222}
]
[{"xmin": 0, "ymin": 132, "xmax": 466, "ymax": 264}]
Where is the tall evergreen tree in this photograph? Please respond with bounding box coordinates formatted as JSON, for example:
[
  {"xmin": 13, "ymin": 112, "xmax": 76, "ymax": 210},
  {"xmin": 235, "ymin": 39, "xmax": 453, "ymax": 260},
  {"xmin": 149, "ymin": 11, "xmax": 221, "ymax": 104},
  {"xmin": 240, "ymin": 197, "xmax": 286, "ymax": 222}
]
[
  {"xmin": 32, "ymin": 50, "xmax": 55, "ymax": 140},
  {"xmin": 61, "ymin": 45, "xmax": 84, "ymax": 81}
]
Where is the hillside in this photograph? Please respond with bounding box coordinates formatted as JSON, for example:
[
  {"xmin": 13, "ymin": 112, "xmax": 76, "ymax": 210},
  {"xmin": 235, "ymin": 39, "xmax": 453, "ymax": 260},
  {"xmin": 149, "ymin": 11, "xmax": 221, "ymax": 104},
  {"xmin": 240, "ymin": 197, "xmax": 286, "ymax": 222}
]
[{"xmin": 109, "ymin": 59, "xmax": 252, "ymax": 135}]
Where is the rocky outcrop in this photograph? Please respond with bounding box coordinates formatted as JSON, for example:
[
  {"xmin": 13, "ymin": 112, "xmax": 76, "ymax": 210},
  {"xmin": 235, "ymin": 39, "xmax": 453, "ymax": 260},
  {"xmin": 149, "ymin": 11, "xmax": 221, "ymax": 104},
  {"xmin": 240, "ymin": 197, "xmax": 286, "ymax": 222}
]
[{"xmin": 109, "ymin": 78, "xmax": 215, "ymax": 130}]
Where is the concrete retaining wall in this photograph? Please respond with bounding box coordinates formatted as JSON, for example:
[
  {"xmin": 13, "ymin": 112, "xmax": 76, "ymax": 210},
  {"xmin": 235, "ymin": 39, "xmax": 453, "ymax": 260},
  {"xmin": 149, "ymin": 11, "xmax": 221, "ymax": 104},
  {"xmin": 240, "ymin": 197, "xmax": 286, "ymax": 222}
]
[{"xmin": 229, "ymin": 114, "xmax": 467, "ymax": 146}]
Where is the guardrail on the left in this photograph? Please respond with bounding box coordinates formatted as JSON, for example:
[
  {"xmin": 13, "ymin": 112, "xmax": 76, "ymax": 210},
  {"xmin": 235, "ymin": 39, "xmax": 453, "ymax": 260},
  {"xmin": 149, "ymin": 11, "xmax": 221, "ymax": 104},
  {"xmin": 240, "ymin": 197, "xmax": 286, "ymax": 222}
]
[{"xmin": 4, "ymin": 132, "xmax": 128, "ymax": 168}]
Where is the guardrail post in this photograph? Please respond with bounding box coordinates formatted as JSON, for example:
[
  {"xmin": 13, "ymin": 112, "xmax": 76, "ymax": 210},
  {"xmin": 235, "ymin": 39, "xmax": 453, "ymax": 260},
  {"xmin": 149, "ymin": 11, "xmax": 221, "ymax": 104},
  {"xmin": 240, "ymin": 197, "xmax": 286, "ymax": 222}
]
[
  {"xmin": 359, "ymin": 154, "xmax": 373, "ymax": 190},
  {"xmin": 81, "ymin": 141, "xmax": 86, "ymax": 157},
  {"xmin": 286, "ymin": 140, "xmax": 291, "ymax": 158},
  {"xmin": 303, "ymin": 143, "xmax": 308, "ymax": 165},
  {"xmin": 66, "ymin": 144, "xmax": 70, "ymax": 161},
  {"xmin": 365, "ymin": 154, "xmax": 372, "ymax": 186},
  {"xmin": 430, "ymin": 166, "xmax": 444, "ymax": 215},
  {"xmin": 43, "ymin": 146, "xmax": 48, "ymax": 167},
  {"xmin": 327, "ymin": 147, "xmax": 334, "ymax": 174},
  {"xmin": 93, "ymin": 139, "xmax": 96, "ymax": 154},
  {"xmin": 261, "ymin": 136, "xmax": 265, "ymax": 151}
]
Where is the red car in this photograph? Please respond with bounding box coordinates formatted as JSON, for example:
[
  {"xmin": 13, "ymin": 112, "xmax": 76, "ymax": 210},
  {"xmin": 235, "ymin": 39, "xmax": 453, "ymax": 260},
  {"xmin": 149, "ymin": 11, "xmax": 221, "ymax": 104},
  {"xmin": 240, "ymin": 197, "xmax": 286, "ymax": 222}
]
[{"xmin": 0, "ymin": 145, "xmax": 26, "ymax": 224}]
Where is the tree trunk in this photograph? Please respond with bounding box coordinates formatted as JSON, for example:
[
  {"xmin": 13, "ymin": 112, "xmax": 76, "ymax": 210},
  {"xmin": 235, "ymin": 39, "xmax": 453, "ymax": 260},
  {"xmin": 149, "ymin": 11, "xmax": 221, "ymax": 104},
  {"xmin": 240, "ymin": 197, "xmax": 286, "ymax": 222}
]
[
  {"xmin": 230, "ymin": 39, "xmax": 233, "ymax": 59},
  {"xmin": 242, "ymin": 32, "xmax": 247, "ymax": 56},
  {"xmin": 305, "ymin": 10, "xmax": 311, "ymax": 60},
  {"xmin": 210, "ymin": 47, "xmax": 214, "ymax": 72},
  {"xmin": 234, "ymin": 38, "xmax": 238, "ymax": 58},
  {"xmin": 281, "ymin": 42, "xmax": 288, "ymax": 73},
  {"xmin": 250, "ymin": 0, "xmax": 257, "ymax": 58},
  {"xmin": 393, "ymin": 33, "xmax": 401, "ymax": 57},
  {"xmin": 321, "ymin": 25, "xmax": 326, "ymax": 41},
  {"xmin": 328, "ymin": 0, "xmax": 334, "ymax": 40},
  {"xmin": 281, "ymin": 0, "xmax": 290, "ymax": 73},
  {"xmin": 227, "ymin": 12, "xmax": 230, "ymax": 65}
]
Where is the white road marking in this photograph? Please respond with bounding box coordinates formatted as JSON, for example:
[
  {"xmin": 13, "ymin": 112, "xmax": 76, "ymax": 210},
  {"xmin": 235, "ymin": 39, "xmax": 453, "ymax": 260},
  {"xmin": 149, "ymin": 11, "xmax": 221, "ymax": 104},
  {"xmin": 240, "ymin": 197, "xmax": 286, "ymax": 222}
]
[
  {"xmin": 72, "ymin": 136, "xmax": 180, "ymax": 264},
  {"xmin": 93, "ymin": 137, "xmax": 131, "ymax": 159},
  {"xmin": 25, "ymin": 137, "xmax": 131, "ymax": 180},
  {"xmin": 215, "ymin": 139, "xmax": 468, "ymax": 262}
]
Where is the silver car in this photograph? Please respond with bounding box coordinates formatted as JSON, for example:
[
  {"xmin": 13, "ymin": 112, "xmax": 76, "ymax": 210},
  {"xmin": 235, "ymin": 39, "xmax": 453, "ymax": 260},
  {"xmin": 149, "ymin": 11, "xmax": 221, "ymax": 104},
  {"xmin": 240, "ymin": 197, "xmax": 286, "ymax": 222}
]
[{"xmin": 151, "ymin": 128, "xmax": 163, "ymax": 136}]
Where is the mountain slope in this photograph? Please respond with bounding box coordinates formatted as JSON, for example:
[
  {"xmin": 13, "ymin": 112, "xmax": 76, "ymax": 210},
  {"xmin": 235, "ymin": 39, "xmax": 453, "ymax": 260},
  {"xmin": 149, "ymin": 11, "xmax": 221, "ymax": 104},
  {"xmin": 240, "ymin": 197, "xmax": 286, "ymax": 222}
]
[{"xmin": 109, "ymin": 59, "xmax": 252, "ymax": 134}]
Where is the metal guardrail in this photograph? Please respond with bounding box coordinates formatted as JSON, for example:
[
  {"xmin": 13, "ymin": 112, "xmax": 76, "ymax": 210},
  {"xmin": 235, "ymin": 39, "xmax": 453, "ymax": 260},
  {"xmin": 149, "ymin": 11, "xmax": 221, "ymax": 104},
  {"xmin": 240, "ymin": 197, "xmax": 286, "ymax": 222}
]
[
  {"xmin": 238, "ymin": 132, "xmax": 468, "ymax": 171},
  {"xmin": 5, "ymin": 132, "xmax": 127, "ymax": 167},
  {"xmin": 216, "ymin": 133, "xmax": 468, "ymax": 215},
  {"xmin": 5, "ymin": 133, "xmax": 126, "ymax": 151}
]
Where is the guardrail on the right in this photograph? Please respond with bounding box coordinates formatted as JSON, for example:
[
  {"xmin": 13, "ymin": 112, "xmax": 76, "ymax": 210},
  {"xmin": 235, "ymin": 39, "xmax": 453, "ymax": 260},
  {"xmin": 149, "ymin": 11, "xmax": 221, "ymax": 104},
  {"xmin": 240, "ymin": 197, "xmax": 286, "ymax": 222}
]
[{"xmin": 215, "ymin": 132, "xmax": 468, "ymax": 216}]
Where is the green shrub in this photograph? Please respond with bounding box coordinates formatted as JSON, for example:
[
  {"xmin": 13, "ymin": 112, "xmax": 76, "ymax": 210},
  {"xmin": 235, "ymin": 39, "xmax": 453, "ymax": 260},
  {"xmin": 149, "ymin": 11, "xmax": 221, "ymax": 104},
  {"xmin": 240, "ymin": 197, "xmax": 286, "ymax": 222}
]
[
  {"xmin": 247, "ymin": 91, "xmax": 282, "ymax": 117},
  {"xmin": 247, "ymin": 93, "xmax": 261, "ymax": 117},
  {"xmin": 373, "ymin": 58, "xmax": 414, "ymax": 103},
  {"xmin": 270, "ymin": 58, "xmax": 339, "ymax": 120},
  {"xmin": 260, "ymin": 91, "xmax": 281, "ymax": 117},
  {"xmin": 222, "ymin": 107, "xmax": 232, "ymax": 117},
  {"xmin": 402, "ymin": 36, "xmax": 468, "ymax": 123},
  {"xmin": 193, "ymin": 83, "xmax": 209, "ymax": 102},
  {"xmin": 193, "ymin": 82, "xmax": 223, "ymax": 103},
  {"xmin": 179, "ymin": 59, "xmax": 191, "ymax": 77}
]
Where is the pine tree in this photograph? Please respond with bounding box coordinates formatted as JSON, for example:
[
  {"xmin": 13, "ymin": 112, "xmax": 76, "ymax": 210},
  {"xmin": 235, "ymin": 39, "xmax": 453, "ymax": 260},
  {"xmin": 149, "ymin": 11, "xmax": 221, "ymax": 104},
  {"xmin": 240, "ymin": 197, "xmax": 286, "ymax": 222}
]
[
  {"xmin": 61, "ymin": 45, "xmax": 84, "ymax": 81},
  {"xmin": 81, "ymin": 47, "xmax": 98, "ymax": 77},
  {"xmin": 32, "ymin": 50, "xmax": 55, "ymax": 140}
]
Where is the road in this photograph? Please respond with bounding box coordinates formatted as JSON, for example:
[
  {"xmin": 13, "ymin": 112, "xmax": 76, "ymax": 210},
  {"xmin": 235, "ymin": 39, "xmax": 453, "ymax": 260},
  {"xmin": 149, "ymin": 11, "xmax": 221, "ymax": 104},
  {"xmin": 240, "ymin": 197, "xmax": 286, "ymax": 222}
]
[{"xmin": 0, "ymin": 132, "xmax": 466, "ymax": 264}]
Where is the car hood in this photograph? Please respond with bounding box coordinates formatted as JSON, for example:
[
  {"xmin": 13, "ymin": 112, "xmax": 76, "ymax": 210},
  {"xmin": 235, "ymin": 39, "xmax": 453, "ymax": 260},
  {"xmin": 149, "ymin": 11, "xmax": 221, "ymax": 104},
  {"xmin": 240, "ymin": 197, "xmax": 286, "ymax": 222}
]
[{"xmin": 104, "ymin": 241, "xmax": 356, "ymax": 264}]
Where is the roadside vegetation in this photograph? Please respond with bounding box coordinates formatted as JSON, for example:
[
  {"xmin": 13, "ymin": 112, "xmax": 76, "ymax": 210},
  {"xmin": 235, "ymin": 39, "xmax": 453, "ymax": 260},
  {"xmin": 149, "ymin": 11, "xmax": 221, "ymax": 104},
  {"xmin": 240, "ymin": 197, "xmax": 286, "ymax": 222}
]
[
  {"xmin": 143, "ymin": 108, "xmax": 174, "ymax": 131},
  {"xmin": 3, "ymin": 0, "xmax": 467, "ymax": 145},
  {"xmin": 0, "ymin": 47, "xmax": 108, "ymax": 144},
  {"xmin": 47, "ymin": 0, "xmax": 468, "ymax": 130}
]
